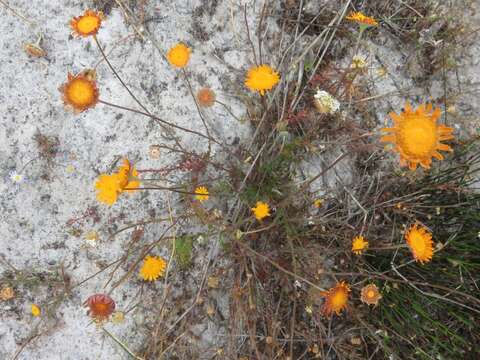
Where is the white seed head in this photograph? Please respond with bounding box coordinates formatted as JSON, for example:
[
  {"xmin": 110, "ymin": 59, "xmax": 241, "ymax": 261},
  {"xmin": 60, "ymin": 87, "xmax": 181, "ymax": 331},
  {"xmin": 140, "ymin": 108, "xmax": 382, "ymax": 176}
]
[{"xmin": 313, "ymin": 90, "xmax": 340, "ymax": 115}]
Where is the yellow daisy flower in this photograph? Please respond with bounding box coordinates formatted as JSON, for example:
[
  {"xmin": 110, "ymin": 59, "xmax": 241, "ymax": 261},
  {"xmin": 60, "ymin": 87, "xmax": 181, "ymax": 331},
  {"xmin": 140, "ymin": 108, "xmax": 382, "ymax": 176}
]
[
  {"xmin": 381, "ymin": 102, "xmax": 454, "ymax": 170},
  {"xmin": 139, "ymin": 255, "xmax": 167, "ymax": 281},
  {"xmin": 405, "ymin": 224, "xmax": 434, "ymax": 264},
  {"xmin": 251, "ymin": 201, "xmax": 271, "ymax": 220},
  {"xmin": 70, "ymin": 9, "xmax": 104, "ymax": 37},
  {"xmin": 352, "ymin": 235, "xmax": 368, "ymax": 255},
  {"xmin": 167, "ymin": 43, "xmax": 191, "ymax": 68},
  {"xmin": 31, "ymin": 304, "xmax": 41, "ymax": 317},
  {"xmin": 245, "ymin": 65, "xmax": 280, "ymax": 95},
  {"xmin": 194, "ymin": 186, "xmax": 209, "ymax": 202}
]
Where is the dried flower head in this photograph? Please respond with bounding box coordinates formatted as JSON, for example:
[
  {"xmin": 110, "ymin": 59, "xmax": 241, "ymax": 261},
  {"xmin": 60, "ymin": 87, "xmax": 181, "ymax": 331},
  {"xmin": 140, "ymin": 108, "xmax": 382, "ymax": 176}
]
[
  {"xmin": 31, "ymin": 304, "xmax": 41, "ymax": 317},
  {"xmin": 139, "ymin": 255, "xmax": 167, "ymax": 281},
  {"xmin": 360, "ymin": 284, "xmax": 382, "ymax": 305},
  {"xmin": 351, "ymin": 55, "xmax": 367, "ymax": 69},
  {"xmin": 346, "ymin": 12, "xmax": 378, "ymax": 27},
  {"xmin": 313, "ymin": 90, "xmax": 340, "ymax": 115},
  {"xmin": 95, "ymin": 159, "xmax": 140, "ymax": 205},
  {"xmin": 194, "ymin": 186, "xmax": 209, "ymax": 202},
  {"xmin": 84, "ymin": 294, "xmax": 115, "ymax": 321},
  {"xmin": 245, "ymin": 64, "xmax": 280, "ymax": 95},
  {"xmin": 23, "ymin": 42, "xmax": 46, "ymax": 57},
  {"xmin": 0, "ymin": 287, "xmax": 15, "ymax": 301},
  {"xmin": 352, "ymin": 235, "xmax": 368, "ymax": 255},
  {"xmin": 149, "ymin": 145, "xmax": 161, "ymax": 159},
  {"xmin": 84, "ymin": 230, "xmax": 99, "ymax": 248},
  {"xmin": 70, "ymin": 10, "xmax": 104, "ymax": 37},
  {"xmin": 381, "ymin": 102, "xmax": 454, "ymax": 170},
  {"xmin": 196, "ymin": 88, "xmax": 216, "ymax": 107},
  {"xmin": 321, "ymin": 281, "xmax": 350, "ymax": 316},
  {"xmin": 111, "ymin": 311, "xmax": 125, "ymax": 324},
  {"xmin": 167, "ymin": 43, "xmax": 191, "ymax": 68},
  {"xmin": 251, "ymin": 201, "xmax": 271, "ymax": 221},
  {"xmin": 60, "ymin": 70, "xmax": 99, "ymax": 113},
  {"xmin": 405, "ymin": 224, "xmax": 434, "ymax": 264}
]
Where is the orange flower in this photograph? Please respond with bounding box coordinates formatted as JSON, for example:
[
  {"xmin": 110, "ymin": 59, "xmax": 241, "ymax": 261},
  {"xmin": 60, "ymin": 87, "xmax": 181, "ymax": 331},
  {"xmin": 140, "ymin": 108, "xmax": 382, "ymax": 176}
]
[
  {"xmin": 360, "ymin": 284, "xmax": 382, "ymax": 305},
  {"xmin": 60, "ymin": 70, "xmax": 99, "ymax": 113},
  {"xmin": 95, "ymin": 159, "xmax": 140, "ymax": 205},
  {"xmin": 167, "ymin": 43, "xmax": 191, "ymax": 68},
  {"xmin": 139, "ymin": 255, "xmax": 167, "ymax": 281},
  {"xmin": 245, "ymin": 65, "xmax": 280, "ymax": 95},
  {"xmin": 346, "ymin": 12, "xmax": 378, "ymax": 27},
  {"xmin": 251, "ymin": 201, "xmax": 271, "ymax": 221},
  {"xmin": 117, "ymin": 159, "xmax": 140, "ymax": 192},
  {"xmin": 196, "ymin": 88, "xmax": 216, "ymax": 107},
  {"xmin": 405, "ymin": 224, "xmax": 434, "ymax": 264},
  {"xmin": 352, "ymin": 235, "xmax": 368, "ymax": 255},
  {"xmin": 321, "ymin": 281, "xmax": 350, "ymax": 316},
  {"xmin": 381, "ymin": 102, "xmax": 454, "ymax": 170},
  {"xmin": 84, "ymin": 294, "xmax": 115, "ymax": 321},
  {"xmin": 70, "ymin": 10, "xmax": 104, "ymax": 37}
]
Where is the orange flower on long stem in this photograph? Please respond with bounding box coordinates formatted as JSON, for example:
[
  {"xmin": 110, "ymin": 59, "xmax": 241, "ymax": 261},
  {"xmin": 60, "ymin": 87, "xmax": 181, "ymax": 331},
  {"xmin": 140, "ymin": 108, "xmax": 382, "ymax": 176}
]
[
  {"xmin": 60, "ymin": 70, "xmax": 99, "ymax": 113},
  {"xmin": 71, "ymin": 10, "xmax": 104, "ymax": 37}
]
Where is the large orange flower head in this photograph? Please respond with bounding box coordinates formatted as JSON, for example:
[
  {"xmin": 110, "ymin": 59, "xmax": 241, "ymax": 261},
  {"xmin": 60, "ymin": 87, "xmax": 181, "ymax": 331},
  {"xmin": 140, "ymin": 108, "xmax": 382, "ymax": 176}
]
[
  {"xmin": 381, "ymin": 102, "xmax": 454, "ymax": 170},
  {"xmin": 60, "ymin": 70, "xmax": 99, "ymax": 113},
  {"xmin": 71, "ymin": 10, "xmax": 104, "ymax": 37},
  {"xmin": 321, "ymin": 281, "xmax": 350, "ymax": 316},
  {"xmin": 405, "ymin": 224, "xmax": 434, "ymax": 264},
  {"xmin": 245, "ymin": 65, "xmax": 280, "ymax": 95},
  {"xmin": 84, "ymin": 293, "xmax": 115, "ymax": 322}
]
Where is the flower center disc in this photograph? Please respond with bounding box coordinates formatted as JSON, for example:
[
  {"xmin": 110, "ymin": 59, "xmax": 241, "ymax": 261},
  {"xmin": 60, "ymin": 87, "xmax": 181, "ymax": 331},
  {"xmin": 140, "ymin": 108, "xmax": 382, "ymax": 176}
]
[
  {"xmin": 399, "ymin": 118, "xmax": 437, "ymax": 157},
  {"xmin": 77, "ymin": 16, "xmax": 100, "ymax": 34},
  {"xmin": 410, "ymin": 231, "xmax": 426, "ymax": 255},
  {"xmin": 67, "ymin": 79, "xmax": 95, "ymax": 106},
  {"xmin": 331, "ymin": 291, "xmax": 346, "ymax": 307}
]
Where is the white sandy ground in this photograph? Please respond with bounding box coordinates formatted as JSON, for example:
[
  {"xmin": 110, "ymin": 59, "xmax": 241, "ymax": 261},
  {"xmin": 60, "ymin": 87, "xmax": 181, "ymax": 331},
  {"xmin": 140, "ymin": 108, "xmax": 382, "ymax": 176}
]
[
  {"xmin": 0, "ymin": 0, "xmax": 262, "ymax": 358},
  {"xmin": 1, "ymin": 0, "xmax": 479, "ymax": 359}
]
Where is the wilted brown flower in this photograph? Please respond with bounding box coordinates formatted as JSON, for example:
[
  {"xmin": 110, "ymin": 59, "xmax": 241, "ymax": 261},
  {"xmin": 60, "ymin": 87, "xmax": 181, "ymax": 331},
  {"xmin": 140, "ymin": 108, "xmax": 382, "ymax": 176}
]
[
  {"xmin": 360, "ymin": 284, "xmax": 382, "ymax": 305},
  {"xmin": 84, "ymin": 293, "xmax": 115, "ymax": 321}
]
